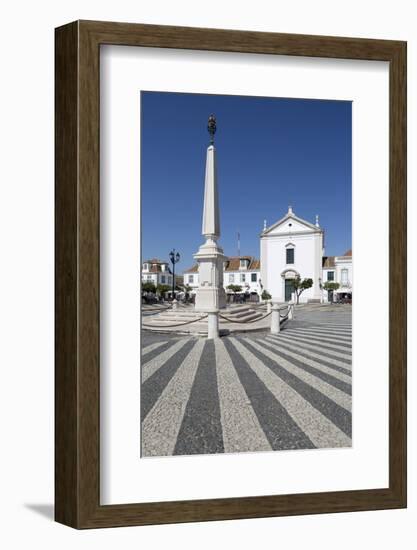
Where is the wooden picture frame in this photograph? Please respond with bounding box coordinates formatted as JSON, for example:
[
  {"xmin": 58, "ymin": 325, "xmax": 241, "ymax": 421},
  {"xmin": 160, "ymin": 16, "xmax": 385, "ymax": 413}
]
[{"xmin": 55, "ymin": 20, "xmax": 407, "ymax": 528}]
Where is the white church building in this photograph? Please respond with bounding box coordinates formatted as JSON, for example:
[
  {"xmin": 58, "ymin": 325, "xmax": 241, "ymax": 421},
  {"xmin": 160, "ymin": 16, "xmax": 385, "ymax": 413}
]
[
  {"xmin": 181, "ymin": 205, "xmax": 352, "ymax": 304},
  {"xmin": 260, "ymin": 205, "xmax": 352, "ymax": 303}
]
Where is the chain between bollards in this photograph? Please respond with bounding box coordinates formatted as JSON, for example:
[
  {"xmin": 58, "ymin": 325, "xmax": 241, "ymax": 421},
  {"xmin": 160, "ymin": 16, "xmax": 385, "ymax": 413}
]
[{"xmin": 142, "ymin": 315, "xmax": 208, "ymax": 329}]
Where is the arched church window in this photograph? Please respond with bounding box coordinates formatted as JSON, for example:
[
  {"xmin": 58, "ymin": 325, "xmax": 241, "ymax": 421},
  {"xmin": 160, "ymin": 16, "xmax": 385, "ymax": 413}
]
[{"xmin": 285, "ymin": 243, "xmax": 295, "ymax": 265}]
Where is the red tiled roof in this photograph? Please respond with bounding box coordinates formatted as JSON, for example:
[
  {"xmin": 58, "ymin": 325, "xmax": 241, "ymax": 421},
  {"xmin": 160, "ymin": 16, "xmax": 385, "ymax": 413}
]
[
  {"xmin": 323, "ymin": 256, "xmax": 335, "ymax": 268},
  {"xmin": 143, "ymin": 259, "xmax": 172, "ymax": 273},
  {"xmin": 224, "ymin": 256, "xmax": 260, "ymax": 271},
  {"xmin": 183, "ymin": 264, "xmax": 199, "ymax": 273},
  {"xmin": 147, "ymin": 265, "xmax": 172, "ymax": 273},
  {"xmin": 143, "ymin": 258, "xmax": 168, "ymax": 264},
  {"xmin": 343, "ymin": 249, "xmax": 352, "ymax": 257},
  {"xmin": 183, "ymin": 256, "xmax": 260, "ymax": 274}
]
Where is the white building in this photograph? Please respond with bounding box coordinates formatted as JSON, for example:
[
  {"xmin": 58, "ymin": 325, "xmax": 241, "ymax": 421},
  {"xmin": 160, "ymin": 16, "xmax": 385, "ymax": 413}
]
[
  {"xmin": 223, "ymin": 256, "xmax": 261, "ymax": 295},
  {"xmin": 322, "ymin": 249, "xmax": 352, "ymax": 302},
  {"xmin": 183, "ymin": 256, "xmax": 261, "ymax": 296},
  {"xmin": 261, "ymin": 206, "xmax": 324, "ymax": 303},
  {"xmin": 141, "ymin": 258, "xmax": 173, "ymax": 287},
  {"xmin": 182, "ymin": 265, "xmax": 199, "ymax": 290}
]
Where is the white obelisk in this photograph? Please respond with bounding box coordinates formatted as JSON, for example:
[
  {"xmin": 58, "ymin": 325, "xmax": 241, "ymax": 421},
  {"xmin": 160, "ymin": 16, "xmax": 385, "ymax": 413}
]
[{"xmin": 194, "ymin": 115, "xmax": 226, "ymax": 337}]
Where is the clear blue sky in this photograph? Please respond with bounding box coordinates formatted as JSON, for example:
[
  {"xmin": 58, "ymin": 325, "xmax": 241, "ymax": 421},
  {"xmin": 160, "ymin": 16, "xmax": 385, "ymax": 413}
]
[{"xmin": 141, "ymin": 91, "xmax": 352, "ymax": 272}]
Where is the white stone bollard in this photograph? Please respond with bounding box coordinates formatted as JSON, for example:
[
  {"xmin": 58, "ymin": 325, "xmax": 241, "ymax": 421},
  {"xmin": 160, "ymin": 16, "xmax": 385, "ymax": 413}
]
[
  {"xmin": 270, "ymin": 303, "xmax": 280, "ymax": 334},
  {"xmin": 288, "ymin": 302, "xmax": 294, "ymax": 320},
  {"xmin": 172, "ymin": 299, "xmax": 179, "ymax": 311},
  {"xmin": 267, "ymin": 301, "xmax": 272, "ymax": 314},
  {"xmin": 207, "ymin": 311, "xmax": 219, "ymax": 339}
]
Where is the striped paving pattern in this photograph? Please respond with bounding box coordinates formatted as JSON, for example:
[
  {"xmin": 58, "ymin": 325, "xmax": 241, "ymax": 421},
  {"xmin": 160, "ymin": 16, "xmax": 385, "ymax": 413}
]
[{"xmin": 141, "ymin": 320, "xmax": 352, "ymax": 457}]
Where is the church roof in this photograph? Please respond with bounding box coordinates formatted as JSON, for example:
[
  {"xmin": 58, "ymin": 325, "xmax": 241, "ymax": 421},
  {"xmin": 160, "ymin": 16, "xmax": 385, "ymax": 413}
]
[{"xmin": 262, "ymin": 206, "xmax": 322, "ymax": 236}]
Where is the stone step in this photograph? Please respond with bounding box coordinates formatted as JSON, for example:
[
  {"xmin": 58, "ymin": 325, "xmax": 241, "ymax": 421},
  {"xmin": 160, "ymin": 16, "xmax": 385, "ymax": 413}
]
[
  {"xmin": 143, "ymin": 320, "xmax": 208, "ymax": 328},
  {"xmin": 226, "ymin": 305, "xmax": 252, "ymax": 313},
  {"xmin": 225, "ymin": 309, "xmax": 258, "ymax": 319},
  {"xmin": 149, "ymin": 313, "xmax": 200, "ymax": 321},
  {"xmin": 220, "ymin": 311, "xmax": 264, "ymax": 323}
]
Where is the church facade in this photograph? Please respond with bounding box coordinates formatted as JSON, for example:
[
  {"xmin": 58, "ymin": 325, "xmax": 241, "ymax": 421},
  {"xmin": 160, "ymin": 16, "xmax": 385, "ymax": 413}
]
[{"xmin": 261, "ymin": 206, "xmax": 324, "ymax": 303}]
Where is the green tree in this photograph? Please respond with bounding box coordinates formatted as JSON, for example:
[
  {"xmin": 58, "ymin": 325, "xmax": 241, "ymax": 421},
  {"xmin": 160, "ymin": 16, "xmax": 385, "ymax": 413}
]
[
  {"xmin": 323, "ymin": 281, "xmax": 340, "ymax": 302},
  {"xmin": 292, "ymin": 276, "xmax": 313, "ymax": 304},
  {"xmin": 156, "ymin": 284, "xmax": 171, "ymax": 295},
  {"xmin": 323, "ymin": 281, "xmax": 340, "ymax": 292},
  {"xmin": 142, "ymin": 281, "xmax": 156, "ymax": 293},
  {"xmin": 227, "ymin": 284, "xmax": 243, "ymax": 294},
  {"xmin": 183, "ymin": 284, "xmax": 192, "ymax": 302},
  {"xmin": 261, "ymin": 289, "xmax": 272, "ymax": 300}
]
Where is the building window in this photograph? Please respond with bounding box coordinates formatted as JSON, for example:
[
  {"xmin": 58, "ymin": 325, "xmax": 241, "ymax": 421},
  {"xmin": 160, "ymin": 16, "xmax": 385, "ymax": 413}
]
[
  {"xmin": 143, "ymin": 263, "xmax": 148, "ymax": 270},
  {"xmin": 189, "ymin": 275, "xmax": 194, "ymax": 284},
  {"xmin": 240, "ymin": 259, "xmax": 248, "ymax": 269},
  {"xmin": 161, "ymin": 275, "xmax": 166, "ymax": 284},
  {"xmin": 327, "ymin": 271, "xmax": 335, "ymax": 281},
  {"xmin": 251, "ymin": 273, "xmax": 257, "ymax": 282},
  {"xmin": 147, "ymin": 275, "xmax": 152, "ymax": 280},
  {"xmin": 240, "ymin": 273, "xmax": 246, "ymax": 283},
  {"xmin": 286, "ymin": 248, "xmax": 294, "ymax": 264},
  {"xmin": 341, "ymin": 269, "xmax": 348, "ymax": 285},
  {"xmin": 229, "ymin": 274, "xmax": 234, "ymax": 283}
]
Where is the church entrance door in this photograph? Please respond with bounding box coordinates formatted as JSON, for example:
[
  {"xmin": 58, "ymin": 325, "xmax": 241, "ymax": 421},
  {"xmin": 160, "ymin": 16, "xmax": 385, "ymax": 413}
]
[{"xmin": 285, "ymin": 279, "xmax": 295, "ymax": 302}]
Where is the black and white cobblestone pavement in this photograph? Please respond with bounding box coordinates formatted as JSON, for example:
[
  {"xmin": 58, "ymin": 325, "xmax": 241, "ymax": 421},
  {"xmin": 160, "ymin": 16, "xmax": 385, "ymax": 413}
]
[{"xmin": 141, "ymin": 305, "xmax": 352, "ymax": 457}]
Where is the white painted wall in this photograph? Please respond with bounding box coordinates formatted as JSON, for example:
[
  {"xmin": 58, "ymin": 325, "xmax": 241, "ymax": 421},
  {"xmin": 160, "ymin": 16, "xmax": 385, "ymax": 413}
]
[
  {"xmin": 141, "ymin": 272, "xmax": 172, "ymax": 286},
  {"xmin": 2, "ymin": 1, "xmax": 416, "ymax": 549},
  {"xmin": 224, "ymin": 270, "xmax": 260, "ymax": 293},
  {"xmin": 141, "ymin": 273, "xmax": 158, "ymax": 285},
  {"xmin": 184, "ymin": 272, "xmax": 199, "ymax": 288},
  {"xmin": 335, "ymin": 257, "xmax": 353, "ymax": 292},
  {"xmin": 261, "ymin": 231, "xmax": 323, "ymax": 302}
]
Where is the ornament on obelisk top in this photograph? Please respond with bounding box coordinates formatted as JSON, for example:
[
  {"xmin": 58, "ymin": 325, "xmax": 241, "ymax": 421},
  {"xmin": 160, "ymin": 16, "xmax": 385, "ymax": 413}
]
[
  {"xmin": 208, "ymin": 114, "xmax": 216, "ymax": 144},
  {"xmin": 193, "ymin": 114, "xmax": 227, "ymax": 322}
]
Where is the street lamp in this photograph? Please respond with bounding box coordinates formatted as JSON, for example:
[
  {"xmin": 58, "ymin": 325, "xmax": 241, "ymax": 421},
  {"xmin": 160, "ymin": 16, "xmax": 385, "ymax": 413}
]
[{"xmin": 169, "ymin": 248, "xmax": 180, "ymax": 300}]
